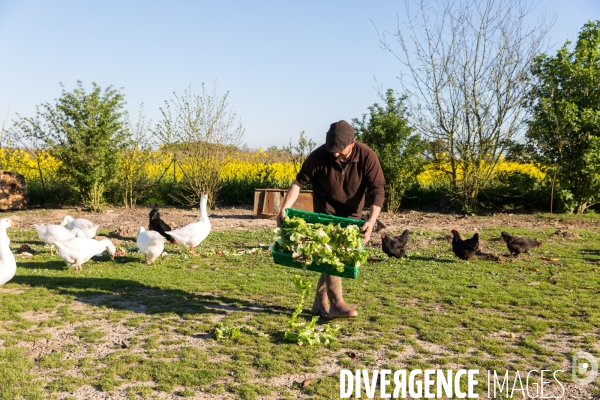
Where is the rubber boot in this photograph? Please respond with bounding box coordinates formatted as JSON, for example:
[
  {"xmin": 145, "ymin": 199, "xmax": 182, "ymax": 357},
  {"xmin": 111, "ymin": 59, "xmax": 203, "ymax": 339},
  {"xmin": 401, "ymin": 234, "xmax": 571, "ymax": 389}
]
[
  {"xmin": 311, "ymin": 275, "xmax": 329, "ymax": 315},
  {"xmin": 324, "ymin": 274, "xmax": 358, "ymax": 319}
]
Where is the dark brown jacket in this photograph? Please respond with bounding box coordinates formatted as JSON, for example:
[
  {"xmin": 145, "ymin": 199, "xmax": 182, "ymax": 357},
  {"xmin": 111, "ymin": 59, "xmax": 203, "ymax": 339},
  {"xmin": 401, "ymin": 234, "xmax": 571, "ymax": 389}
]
[{"xmin": 295, "ymin": 142, "xmax": 385, "ymax": 219}]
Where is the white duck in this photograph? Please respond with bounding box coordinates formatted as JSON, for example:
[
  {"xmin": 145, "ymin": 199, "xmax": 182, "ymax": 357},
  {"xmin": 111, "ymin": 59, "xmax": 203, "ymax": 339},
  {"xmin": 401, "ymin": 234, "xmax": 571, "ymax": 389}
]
[
  {"xmin": 166, "ymin": 191, "xmax": 211, "ymax": 255},
  {"xmin": 136, "ymin": 227, "xmax": 167, "ymax": 264},
  {"xmin": 51, "ymin": 237, "xmax": 116, "ymax": 272},
  {"xmin": 34, "ymin": 224, "xmax": 87, "ymax": 255},
  {"xmin": 60, "ymin": 215, "xmax": 99, "ymax": 239},
  {"xmin": 0, "ymin": 219, "xmax": 17, "ymax": 286}
]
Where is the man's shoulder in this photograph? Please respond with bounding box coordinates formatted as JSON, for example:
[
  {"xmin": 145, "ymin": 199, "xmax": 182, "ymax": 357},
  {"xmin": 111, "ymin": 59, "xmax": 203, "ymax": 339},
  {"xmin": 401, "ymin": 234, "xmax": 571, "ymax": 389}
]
[
  {"xmin": 306, "ymin": 144, "xmax": 329, "ymax": 162},
  {"xmin": 311, "ymin": 144, "xmax": 327, "ymax": 154},
  {"xmin": 354, "ymin": 141, "xmax": 378, "ymax": 158}
]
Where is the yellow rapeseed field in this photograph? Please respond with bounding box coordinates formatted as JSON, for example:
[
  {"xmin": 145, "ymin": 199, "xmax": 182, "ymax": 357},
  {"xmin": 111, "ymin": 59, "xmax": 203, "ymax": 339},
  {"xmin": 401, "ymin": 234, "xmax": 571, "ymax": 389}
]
[
  {"xmin": 219, "ymin": 150, "xmax": 296, "ymax": 186},
  {"xmin": 0, "ymin": 148, "xmax": 61, "ymax": 182},
  {"xmin": 416, "ymin": 160, "xmax": 545, "ymax": 186},
  {"xmin": 1, "ymin": 148, "xmax": 544, "ymax": 194}
]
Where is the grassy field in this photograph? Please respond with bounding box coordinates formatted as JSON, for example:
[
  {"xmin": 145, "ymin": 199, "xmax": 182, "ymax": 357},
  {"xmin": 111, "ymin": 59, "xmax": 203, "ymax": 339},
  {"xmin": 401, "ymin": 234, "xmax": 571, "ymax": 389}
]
[{"xmin": 1, "ymin": 216, "xmax": 599, "ymax": 399}]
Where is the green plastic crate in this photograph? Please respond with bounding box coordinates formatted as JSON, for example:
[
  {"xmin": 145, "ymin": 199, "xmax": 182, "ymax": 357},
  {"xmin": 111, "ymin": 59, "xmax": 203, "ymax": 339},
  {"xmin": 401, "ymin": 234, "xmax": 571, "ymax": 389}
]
[
  {"xmin": 286, "ymin": 208, "xmax": 366, "ymax": 228},
  {"xmin": 271, "ymin": 209, "xmax": 365, "ymax": 279}
]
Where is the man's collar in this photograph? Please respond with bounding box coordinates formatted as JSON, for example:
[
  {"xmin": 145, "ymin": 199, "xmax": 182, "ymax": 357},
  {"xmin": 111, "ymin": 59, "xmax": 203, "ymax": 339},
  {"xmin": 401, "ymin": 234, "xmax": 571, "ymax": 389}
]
[{"xmin": 347, "ymin": 141, "xmax": 360, "ymax": 163}]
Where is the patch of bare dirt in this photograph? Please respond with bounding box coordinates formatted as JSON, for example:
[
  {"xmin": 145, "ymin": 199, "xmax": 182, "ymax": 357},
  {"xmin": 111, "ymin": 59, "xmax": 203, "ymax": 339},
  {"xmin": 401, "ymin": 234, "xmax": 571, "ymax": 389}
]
[
  {"xmin": 6, "ymin": 206, "xmax": 594, "ymax": 237},
  {"xmin": 8, "ymin": 205, "xmax": 275, "ymax": 233},
  {"xmin": 0, "ymin": 287, "xmax": 25, "ymax": 295},
  {"xmin": 379, "ymin": 210, "xmax": 598, "ymax": 234},
  {"xmin": 553, "ymin": 228, "xmax": 581, "ymax": 239}
]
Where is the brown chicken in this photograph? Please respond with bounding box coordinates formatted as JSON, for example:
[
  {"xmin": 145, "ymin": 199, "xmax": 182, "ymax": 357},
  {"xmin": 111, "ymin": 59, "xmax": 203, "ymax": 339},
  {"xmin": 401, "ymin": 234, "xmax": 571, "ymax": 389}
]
[
  {"xmin": 451, "ymin": 229, "xmax": 479, "ymax": 260},
  {"xmin": 500, "ymin": 231, "xmax": 542, "ymax": 256},
  {"xmin": 381, "ymin": 229, "xmax": 410, "ymax": 258}
]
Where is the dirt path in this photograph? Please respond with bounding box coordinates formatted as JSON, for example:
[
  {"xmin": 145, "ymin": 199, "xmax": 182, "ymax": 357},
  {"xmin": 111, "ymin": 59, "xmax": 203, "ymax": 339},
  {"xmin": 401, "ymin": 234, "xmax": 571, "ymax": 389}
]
[{"xmin": 7, "ymin": 205, "xmax": 594, "ymax": 235}]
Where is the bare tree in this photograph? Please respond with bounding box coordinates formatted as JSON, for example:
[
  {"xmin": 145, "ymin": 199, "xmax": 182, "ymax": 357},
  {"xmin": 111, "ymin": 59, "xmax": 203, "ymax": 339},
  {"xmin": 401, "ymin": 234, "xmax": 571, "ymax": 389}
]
[
  {"xmin": 380, "ymin": 0, "xmax": 553, "ymax": 210},
  {"xmin": 117, "ymin": 105, "xmax": 158, "ymax": 209},
  {"xmin": 283, "ymin": 131, "xmax": 316, "ymax": 174},
  {"xmin": 154, "ymin": 83, "xmax": 244, "ymax": 207},
  {"xmin": 0, "ymin": 108, "xmax": 9, "ymax": 170},
  {"xmin": 5, "ymin": 106, "xmax": 55, "ymax": 203}
]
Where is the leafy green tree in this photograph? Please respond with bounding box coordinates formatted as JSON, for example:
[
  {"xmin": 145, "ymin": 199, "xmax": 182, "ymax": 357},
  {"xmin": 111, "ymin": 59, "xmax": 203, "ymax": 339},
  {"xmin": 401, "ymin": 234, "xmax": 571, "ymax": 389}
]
[
  {"xmin": 526, "ymin": 21, "xmax": 600, "ymax": 213},
  {"xmin": 11, "ymin": 81, "xmax": 128, "ymax": 211},
  {"xmin": 354, "ymin": 89, "xmax": 427, "ymax": 212}
]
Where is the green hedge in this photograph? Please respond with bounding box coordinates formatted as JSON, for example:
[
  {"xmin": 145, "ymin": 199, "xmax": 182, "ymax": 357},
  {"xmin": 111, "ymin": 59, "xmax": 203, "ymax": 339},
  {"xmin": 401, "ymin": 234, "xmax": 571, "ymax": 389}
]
[{"xmin": 23, "ymin": 171, "xmax": 559, "ymax": 212}]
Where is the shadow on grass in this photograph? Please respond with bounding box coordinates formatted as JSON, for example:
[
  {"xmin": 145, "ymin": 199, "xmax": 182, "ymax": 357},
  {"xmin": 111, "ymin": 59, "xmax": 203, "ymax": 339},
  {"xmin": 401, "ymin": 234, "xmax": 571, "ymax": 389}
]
[
  {"xmin": 18, "ymin": 259, "xmax": 68, "ymax": 271},
  {"xmin": 407, "ymin": 256, "xmax": 455, "ymax": 264},
  {"xmin": 107, "ymin": 232, "xmax": 136, "ymax": 241},
  {"xmin": 580, "ymin": 248, "xmax": 600, "ymax": 254},
  {"xmin": 579, "ymin": 249, "xmax": 600, "ymax": 264},
  {"xmin": 581, "ymin": 258, "xmax": 600, "ymax": 264},
  {"xmin": 16, "ymin": 239, "xmax": 47, "ymax": 246},
  {"xmin": 10, "ymin": 273, "xmax": 291, "ymax": 318},
  {"xmin": 112, "ymin": 255, "xmax": 143, "ymax": 264},
  {"xmin": 18, "ymin": 256, "xmax": 129, "ymax": 270}
]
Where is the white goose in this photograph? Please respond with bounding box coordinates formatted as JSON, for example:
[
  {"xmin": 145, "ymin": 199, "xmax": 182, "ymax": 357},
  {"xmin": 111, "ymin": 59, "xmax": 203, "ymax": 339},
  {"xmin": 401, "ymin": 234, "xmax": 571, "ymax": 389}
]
[
  {"xmin": 51, "ymin": 237, "xmax": 116, "ymax": 272},
  {"xmin": 0, "ymin": 219, "xmax": 17, "ymax": 286},
  {"xmin": 136, "ymin": 226, "xmax": 167, "ymax": 264},
  {"xmin": 166, "ymin": 191, "xmax": 211, "ymax": 255},
  {"xmin": 34, "ymin": 224, "xmax": 87, "ymax": 255},
  {"xmin": 60, "ymin": 215, "xmax": 99, "ymax": 239}
]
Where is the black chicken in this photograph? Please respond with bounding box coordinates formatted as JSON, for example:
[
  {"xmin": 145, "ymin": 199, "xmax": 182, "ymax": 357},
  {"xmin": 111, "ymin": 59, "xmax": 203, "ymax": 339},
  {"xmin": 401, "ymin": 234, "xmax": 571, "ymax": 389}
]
[
  {"xmin": 149, "ymin": 205, "xmax": 176, "ymax": 244},
  {"xmin": 451, "ymin": 229, "xmax": 479, "ymax": 260},
  {"xmin": 500, "ymin": 231, "xmax": 542, "ymax": 256},
  {"xmin": 381, "ymin": 229, "xmax": 410, "ymax": 258},
  {"xmin": 372, "ymin": 219, "xmax": 388, "ymax": 232}
]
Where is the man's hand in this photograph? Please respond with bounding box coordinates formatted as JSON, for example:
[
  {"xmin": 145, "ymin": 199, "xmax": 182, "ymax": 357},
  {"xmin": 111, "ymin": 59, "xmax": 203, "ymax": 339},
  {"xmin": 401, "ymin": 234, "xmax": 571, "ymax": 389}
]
[
  {"xmin": 276, "ymin": 209, "xmax": 286, "ymax": 227},
  {"xmin": 276, "ymin": 181, "xmax": 301, "ymax": 228},
  {"xmin": 361, "ymin": 219, "xmax": 375, "ymax": 244}
]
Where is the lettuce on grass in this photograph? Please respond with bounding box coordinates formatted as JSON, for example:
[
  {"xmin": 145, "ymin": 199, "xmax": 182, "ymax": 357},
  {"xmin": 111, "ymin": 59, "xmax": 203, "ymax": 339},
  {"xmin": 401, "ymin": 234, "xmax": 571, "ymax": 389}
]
[
  {"xmin": 214, "ymin": 323, "xmax": 269, "ymax": 341},
  {"xmin": 283, "ymin": 275, "xmax": 341, "ymax": 346},
  {"xmin": 275, "ymin": 216, "xmax": 367, "ymax": 272},
  {"xmin": 215, "ymin": 276, "xmax": 341, "ymax": 347}
]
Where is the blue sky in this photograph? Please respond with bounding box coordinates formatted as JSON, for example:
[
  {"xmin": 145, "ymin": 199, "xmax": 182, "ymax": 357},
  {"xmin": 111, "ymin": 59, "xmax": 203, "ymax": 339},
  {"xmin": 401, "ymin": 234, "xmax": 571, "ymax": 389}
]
[{"xmin": 0, "ymin": 0, "xmax": 598, "ymax": 148}]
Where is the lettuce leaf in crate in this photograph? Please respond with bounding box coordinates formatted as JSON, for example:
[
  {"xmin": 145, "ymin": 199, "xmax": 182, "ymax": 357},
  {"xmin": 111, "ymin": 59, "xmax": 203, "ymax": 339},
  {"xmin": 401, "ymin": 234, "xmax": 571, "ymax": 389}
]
[{"xmin": 274, "ymin": 216, "xmax": 367, "ymax": 272}]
